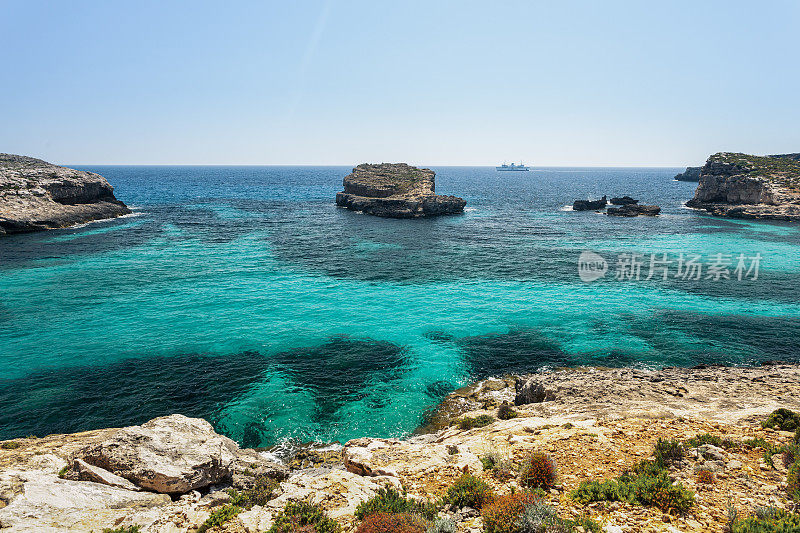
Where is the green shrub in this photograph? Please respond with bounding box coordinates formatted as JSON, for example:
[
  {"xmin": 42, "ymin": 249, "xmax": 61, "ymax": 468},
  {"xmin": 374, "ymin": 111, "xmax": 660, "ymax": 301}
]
[
  {"xmin": 497, "ymin": 402, "xmax": 518, "ymax": 420},
  {"xmin": 57, "ymin": 465, "xmax": 70, "ymax": 479},
  {"xmin": 355, "ymin": 487, "xmax": 438, "ymax": 520},
  {"xmin": 519, "ymin": 452, "xmax": 557, "ymax": 489},
  {"xmin": 788, "ymin": 461, "xmax": 800, "ymax": 502},
  {"xmin": 762, "ymin": 408, "xmax": 800, "ymax": 431},
  {"xmin": 653, "ymin": 438, "xmax": 684, "ymax": 467},
  {"xmin": 426, "ymin": 517, "xmax": 456, "ymax": 533},
  {"xmin": 443, "ymin": 473, "xmax": 494, "ymax": 509},
  {"xmin": 457, "ymin": 414, "xmax": 495, "ymax": 430},
  {"xmin": 571, "ymin": 460, "xmax": 694, "ymax": 514},
  {"xmin": 1, "ymin": 441, "xmax": 21, "ymax": 450},
  {"xmin": 228, "ymin": 475, "xmax": 277, "ymax": 508},
  {"xmin": 684, "ymin": 433, "xmax": 738, "ymax": 450},
  {"xmin": 731, "ymin": 507, "xmax": 800, "ymax": 532},
  {"xmin": 268, "ymin": 501, "xmax": 340, "ymax": 533},
  {"xmin": 102, "ymin": 527, "xmax": 141, "ymax": 533},
  {"xmin": 795, "ymin": 427, "xmax": 800, "ymax": 444},
  {"xmin": 198, "ymin": 504, "xmax": 242, "ymax": 533}
]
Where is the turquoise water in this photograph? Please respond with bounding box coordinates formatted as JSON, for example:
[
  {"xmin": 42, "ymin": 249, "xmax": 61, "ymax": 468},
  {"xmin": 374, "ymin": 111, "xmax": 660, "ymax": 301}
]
[{"xmin": 1, "ymin": 166, "xmax": 799, "ymax": 446}]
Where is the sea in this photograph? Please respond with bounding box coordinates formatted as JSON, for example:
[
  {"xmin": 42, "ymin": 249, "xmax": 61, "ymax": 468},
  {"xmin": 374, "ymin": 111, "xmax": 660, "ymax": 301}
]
[{"xmin": 1, "ymin": 166, "xmax": 799, "ymax": 447}]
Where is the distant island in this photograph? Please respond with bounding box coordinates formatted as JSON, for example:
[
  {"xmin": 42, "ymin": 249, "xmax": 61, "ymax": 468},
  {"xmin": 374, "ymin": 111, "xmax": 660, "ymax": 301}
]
[
  {"xmin": 335, "ymin": 163, "xmax": 466, "ymax": 218},
  {"xmin": 686, "ymin": 152, "xmax": 800, "ymax": 221},
  {"xmin": 0, "ymin": 154, "xmax": 130, "ymax": 235},
  {"xmin": 674, "ymin": 166, "xmax": 701, "ymax": 182}
]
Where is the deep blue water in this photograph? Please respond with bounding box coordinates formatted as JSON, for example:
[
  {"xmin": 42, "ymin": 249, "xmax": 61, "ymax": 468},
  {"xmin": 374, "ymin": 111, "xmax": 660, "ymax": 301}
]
[{"xmin": 1, "ymin": 166, "xmax": 799, "ymax": 446}]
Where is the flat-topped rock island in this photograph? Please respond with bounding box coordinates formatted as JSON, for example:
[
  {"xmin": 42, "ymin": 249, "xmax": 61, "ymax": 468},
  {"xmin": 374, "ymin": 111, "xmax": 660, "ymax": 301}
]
[
  {"xmin": 0, "ymin": 154, "xmax": 130, "ymax": 235},
  {"xmin": 335, "ymin": 163, "xmax": 466, "ymax": 218}
]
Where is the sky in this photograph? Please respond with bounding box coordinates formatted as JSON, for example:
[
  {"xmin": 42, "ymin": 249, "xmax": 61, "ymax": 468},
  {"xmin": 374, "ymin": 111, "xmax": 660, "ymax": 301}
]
[{"xmin": 1, "ymin": 0, "xmax": 799, "ymax": 166}]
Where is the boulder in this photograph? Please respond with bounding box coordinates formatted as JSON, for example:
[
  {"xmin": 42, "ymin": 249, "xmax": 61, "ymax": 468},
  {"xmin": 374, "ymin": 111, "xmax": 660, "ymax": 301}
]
[
  {"xmin": 335, "ymin": 163, "xmax": 465, "ymax": 218},
  {"xmin": 73, "ymin": 459, "xmax": 141, "ymax": 491},
  {"xmin": 514, "ymin": 377, "xmax": 556, "ymax": 405},
  {"xmin": 79, "ymin": 414, "xmax": 239, "ymax": 494},
  {"xmin": 609, "ymin": 196, "xmax": 638, "ymax": 205},
  {"xmin": 572, "ymin": 196, "xmax": 607, "ymax": 211},
  {"xmin": 607, "ymin": 204, "xmax": 660, "ymax": 217}
]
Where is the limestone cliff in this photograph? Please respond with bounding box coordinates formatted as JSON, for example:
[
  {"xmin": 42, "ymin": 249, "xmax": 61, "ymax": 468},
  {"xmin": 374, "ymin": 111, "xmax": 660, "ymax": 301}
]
[
  {"xmin": 335, "ymin": 163, "xmax": 466, "ymax": 218},
  {"xmin": 0, "ymin": 154, "xmax": 130, "ymax": 234},
  {"xmin": 686, "ymin": 152, "xmax": 800, "ymax": 220}
]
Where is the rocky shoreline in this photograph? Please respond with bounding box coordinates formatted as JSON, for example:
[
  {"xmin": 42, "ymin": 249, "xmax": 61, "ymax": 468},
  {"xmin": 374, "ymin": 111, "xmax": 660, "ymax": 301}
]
[
  {"xmin": 686, "ymin": 152, "xmax": 800, "ymax": 221},
  {"xmin": 335, "ymin": 163, "xmax": 466, "ymax": 218},
  {"xmin": 0, "ymin": 153, "xmax": 130, "ymax": 234},
  {"xmin": 2, "ymin": 364, "xmax": 799, "ymax": 532}
]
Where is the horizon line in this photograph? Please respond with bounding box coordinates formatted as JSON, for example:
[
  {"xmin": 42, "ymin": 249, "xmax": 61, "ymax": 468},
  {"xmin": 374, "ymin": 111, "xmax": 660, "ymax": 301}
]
[{"xmin": 67, "ymin": 163, "xmax": 690, "ymax": 168}]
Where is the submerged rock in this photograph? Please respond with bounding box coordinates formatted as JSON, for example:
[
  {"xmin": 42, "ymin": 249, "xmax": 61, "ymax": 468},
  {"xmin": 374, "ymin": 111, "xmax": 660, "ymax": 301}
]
[
  {"xmin": 607, "ymin": 204, "xmax": 660, "ymax": 217},
  {"xmin": 0, "ymin": 153, "xmax": 130, "ymax": 234},
  {"xmin": 335, "ymin": 163, "xmax": 465, "ymax": 218},
  {"xmin": 686, "ymin": 152, "xmax": 800, "ymax": 221},
  {"xmin": 79, "ymin": 414, "xmax": 240, "ymax": 494},
  {"xmin": 572, "ymin": 196, "xmax": 607, "ymax": 211},
  {"xmin": 609, "ymin": 195, "xmax": 638, "ymax": 205}
]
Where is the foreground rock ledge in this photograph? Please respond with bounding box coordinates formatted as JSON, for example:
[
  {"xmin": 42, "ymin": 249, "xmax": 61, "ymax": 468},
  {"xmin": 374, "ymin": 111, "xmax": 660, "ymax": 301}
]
[
  {"xmin": 1, "ymin": 365, "xmax": 799, "ymax": 532},
  {"xmin": 335, "ymin": 163, "xmax": 466, "ymax": 218},
  {"xmin": 0, "ymin": 153, "xmax": 131, "ymax": 234}
]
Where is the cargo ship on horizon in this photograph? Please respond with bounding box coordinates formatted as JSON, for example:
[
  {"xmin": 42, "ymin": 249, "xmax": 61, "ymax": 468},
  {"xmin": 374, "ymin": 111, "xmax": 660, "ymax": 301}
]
[{"xmin": 496, "ymin": 162, "xmax": 529, "ymax": 171}]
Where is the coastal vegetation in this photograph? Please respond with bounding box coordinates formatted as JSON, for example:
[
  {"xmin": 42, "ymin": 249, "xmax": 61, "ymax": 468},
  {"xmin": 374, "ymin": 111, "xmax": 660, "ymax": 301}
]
[
  {"xmin": 708, "ymin": 152, "xmax": 800, "ymax": 189},
  {"xmin": 267, "ymin": 501, "xmax": 340, "ymax": 533}
]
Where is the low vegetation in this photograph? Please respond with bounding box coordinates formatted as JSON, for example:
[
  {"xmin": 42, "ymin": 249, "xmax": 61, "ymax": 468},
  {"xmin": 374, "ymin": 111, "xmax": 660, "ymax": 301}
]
[
  {"xmin": 684, "ymin": 433, "xmax": 738, "ymax": 450},
  {"xmin": 355, "ymin": 487, "xmax": 438, "ymax": 521},
  {"xmin": 571, "ymin": 446, "xmax": 695, "ymax": 514},
  {"xmin": 197, "ymin": 475, "xmax": 278, "ymax": 532},
  {"xmin": 519, "ymin": 452, "xmax": 557, "ymax": 489},
  {"xmin": 267, "ymin": 501, "xmax": 340, "ymax": 533},
  {"xmin": 762, "ymin": 408, "xmax": 800, "ymax": 432},
  {"xmin": 0, "ymin": 441, "xmax": 21, "ymax": 450},
  {"xmin": 729, "ymin": 507, "xmax": 800, "ymax": 533},
  {"xmin": 101, "ymin": 527, "xmax": 141, "ymax": 533},
  {"xmin": 482, "ymin": 492, "xmax": 599, "ymax": 533},
  {"xmin": 497, "ymin": 402, "xmax": 518, "ymax": 420},
  {"xmin": 709, "ymin": 153, "xmax": 800, "ymax": 190},
  {"xmin": 355, "ymin": 512, "xmax": 428, "ymax": 533},
  {"xmin": 443, "ymin": 473, "xmax": 494, "ymax": 509},
  {"xmin": 457, "ymin": 414, "xmax": 495, "ymax": 430}
]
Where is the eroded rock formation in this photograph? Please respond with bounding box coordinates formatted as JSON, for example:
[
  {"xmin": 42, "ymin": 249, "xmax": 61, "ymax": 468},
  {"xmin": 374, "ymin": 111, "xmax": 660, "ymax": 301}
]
[
  {"xmin": 335, "ymin": 163, "xmax": 465, "ymax": 218},
  {"xmin": 0, "ymin": 153, "xmax": 130, "ymax": 234},
  {"xmin": 607, "ymin": 204, "xmax": 660, "ymax": 217},
  {"xmin": 686, "ymin": 152, "xmax": 800, "ymax": 220}
]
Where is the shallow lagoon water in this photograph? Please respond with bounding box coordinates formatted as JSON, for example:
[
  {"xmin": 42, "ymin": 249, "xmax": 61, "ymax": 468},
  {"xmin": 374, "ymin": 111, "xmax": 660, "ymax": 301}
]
[{"xmin": 1, "ymin": 166, "xmax": 799, "ymax": 446}]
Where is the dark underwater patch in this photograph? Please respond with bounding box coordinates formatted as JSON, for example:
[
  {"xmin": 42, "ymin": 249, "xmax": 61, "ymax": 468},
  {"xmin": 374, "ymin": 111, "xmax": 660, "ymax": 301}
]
[
  {"xmin": 456, "ymin": 328, "xmax": 574, "ymax": 378},
  {"xmin": 0, "ymin": 351, "xmax": 270, "ymax": 441},
  {"xmin": 270, "ymin": 335, "xmax": 409, "ymax": 423},
  {"xmin": 625, "ymin": 310, "xmax": 800, "ymax": 367}
]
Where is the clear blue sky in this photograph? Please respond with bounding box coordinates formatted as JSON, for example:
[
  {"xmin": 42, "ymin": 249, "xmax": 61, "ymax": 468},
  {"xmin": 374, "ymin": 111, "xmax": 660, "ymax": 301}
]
[{"xmin": 1, "ymin": 0, "xmax": 798, "ymax": 166}]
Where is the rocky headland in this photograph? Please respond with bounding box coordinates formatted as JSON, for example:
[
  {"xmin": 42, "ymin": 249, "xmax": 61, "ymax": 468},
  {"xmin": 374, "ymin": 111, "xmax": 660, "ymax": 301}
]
[
  {"xmin": 686, "ymin": 152, "xmax": 800, "ymax": 221},
  {"xmin": 0, "ymin": 153, "xmax": 130, "ymax": 235},
  {"xmin": 674, "ymin": 167, "xmax": 701, "ymax": 182},
  {"xmin": 2, "ymin": 364, "xmax": 800, "ymax": 532},
  {"xmin": 335, "ymin": 163, "xmax": 466, "ymax": 218}
]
